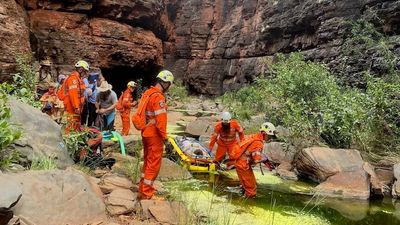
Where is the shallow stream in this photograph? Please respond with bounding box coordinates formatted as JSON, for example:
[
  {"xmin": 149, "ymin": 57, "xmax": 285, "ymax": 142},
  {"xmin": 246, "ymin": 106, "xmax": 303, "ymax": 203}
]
[{"xmin": 165, "ymin": 170, "xmax": 400, "ymax": 225}]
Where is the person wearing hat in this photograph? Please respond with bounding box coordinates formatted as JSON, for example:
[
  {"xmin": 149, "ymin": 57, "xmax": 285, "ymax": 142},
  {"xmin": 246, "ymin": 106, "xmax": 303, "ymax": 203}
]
[
  {"xmin": 95, "ymin": 81, "xmax": 117, "ymax": 131},
  {"xmin": 35, "ymin": 59, "xmax": 55, "ymax": 97},
  {"xmin": 118, "ymin": 81, "xmax": 138, "ymax": 136}
]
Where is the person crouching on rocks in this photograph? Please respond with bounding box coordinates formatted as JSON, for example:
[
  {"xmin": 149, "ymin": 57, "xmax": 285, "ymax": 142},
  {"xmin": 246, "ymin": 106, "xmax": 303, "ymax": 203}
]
[
  {"xmin": 40, "ymin": 83, "xmax": 58, "ymax": 119},
  {"xmin": 231, "ymin": 122, "xmax": 276, "ymax": 198},
  {"xmin": 95, "ymin": 81, "xmax": 117, "ymax": 131}
]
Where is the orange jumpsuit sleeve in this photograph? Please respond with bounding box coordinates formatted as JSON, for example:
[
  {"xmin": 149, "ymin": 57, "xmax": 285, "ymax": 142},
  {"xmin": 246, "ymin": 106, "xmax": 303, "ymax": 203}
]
[
  {"xmin": 122, "ymin": 91, "xmax": 132, "ymax": 108},
  {"xmin": 209, "ymin": 123, "xmax": 220, "ymax": 150},
  {"xmin": 235, "ymin": 121, "xmax": 245, "ymax": 142},
  {"xmin": 151, "ymin": 93, "xmax": 168, "ymax": 140},
  {"xmin": 67, "ymin": 76, "xmax": 81, "ymax": 111}
]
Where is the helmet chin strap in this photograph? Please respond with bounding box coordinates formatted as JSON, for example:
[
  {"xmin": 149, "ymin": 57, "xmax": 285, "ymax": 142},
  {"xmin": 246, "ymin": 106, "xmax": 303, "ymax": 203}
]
[{"xmin": 160, "ymin": 82, "xmax": 170, "ymax": 92}]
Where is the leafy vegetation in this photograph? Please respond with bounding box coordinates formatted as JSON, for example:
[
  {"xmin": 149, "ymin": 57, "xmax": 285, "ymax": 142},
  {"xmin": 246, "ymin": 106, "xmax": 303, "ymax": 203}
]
[
  {"xmin": 168, "ymin": 80, "xmax": 190, "ymax": 102},
  {"xmin": 62, "ymin": 131, "xmax": 92, "ymax": 161},
  {"xmin": 221, "ymin": 52, "xmax": 400, "ymax": 160},
  {"xmin": 30, "ymin": 156, "xmax": 58, "ymax": 170},
  {"xmin": 10, "ymin": 54, "xmax": 41, "ymax": 108},
  {"xmin": 0, "ymin": 83, "xmax": 22, "ymax": 169}
]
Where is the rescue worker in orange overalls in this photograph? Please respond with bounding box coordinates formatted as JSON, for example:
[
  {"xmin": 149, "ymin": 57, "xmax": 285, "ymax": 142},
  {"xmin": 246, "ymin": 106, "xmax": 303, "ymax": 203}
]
[
  {"xmin": 138, "ymin": 70, "xmax": 174, "ymax": 199},
  {"xmin": 232, "ymin": 122, "xmax": 276, "ymax": 198},
  {"xmin": 120, "ymin": 81, "xmax": 137, "ymax": 136},
  {"xmin": 209, "ymin": 112, "xmax": 245, "ymax": 165},
  {"xmin": 62, "ymin": 60, "xmax": 89, "ymax": 133}
]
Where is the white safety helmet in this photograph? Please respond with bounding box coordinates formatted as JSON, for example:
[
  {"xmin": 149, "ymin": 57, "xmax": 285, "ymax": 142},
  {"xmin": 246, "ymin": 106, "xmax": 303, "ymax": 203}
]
[
  {"xmin": 260, "ymin": 122, "xmax": 276, "ymax": 136},
  {"xmin": 75, "ymin": 60, "xmax": 90, "ymax": 71},
  {"xmin": 156, "ymin": 70, "xmax": 174, "ymax": 84},
  {"xmin": 221, "ymin": 112, "xmax": 232, "ymax": 123}
]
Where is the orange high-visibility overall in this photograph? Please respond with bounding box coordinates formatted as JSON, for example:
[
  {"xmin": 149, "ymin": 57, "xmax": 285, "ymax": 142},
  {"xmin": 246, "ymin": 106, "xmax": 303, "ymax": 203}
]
[
  {"xmin": 234, "ymin": 133, "xmax": 264, "ymax": 198},
  {"xmin": 120, "ymin": 89, "xmax": 134, "ymax": 136},
  {"xmin": 139, "ymin": 86, "xmax": 167, "ymax": 199},
  {"xmin": 209, "ymin": 120, "xmax": 244, "ymax": 163},
  {"xmin": 63, "ymin": 71, "xmax": 85, "ymax": 133}
]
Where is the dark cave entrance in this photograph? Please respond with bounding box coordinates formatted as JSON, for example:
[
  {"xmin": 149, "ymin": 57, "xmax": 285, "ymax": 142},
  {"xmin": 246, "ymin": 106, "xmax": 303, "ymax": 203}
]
[{"xmin": 101, "ymin": 65, "xmax": 161, "ymax": 99}]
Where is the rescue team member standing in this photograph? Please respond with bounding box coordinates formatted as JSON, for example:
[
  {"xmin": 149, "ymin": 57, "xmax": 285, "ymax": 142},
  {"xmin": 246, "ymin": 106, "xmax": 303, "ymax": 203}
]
[
  {"xmin": 119, "ymin": 81, "xmax": 137, "ymax": 136},
  {"xmin": 233, "ymin": 122, "xmax": 276, "ymax": 198},
  {"xmin": 138, "ymin": 70, "xmax": 174, "ymax": 199},
  {"xmin": 209, "ymin": 112, "xmax": 245, "ymax": 164},
  {"xmin": 61, "ymin": 60, "xmax": 89, "ymax": 133}
]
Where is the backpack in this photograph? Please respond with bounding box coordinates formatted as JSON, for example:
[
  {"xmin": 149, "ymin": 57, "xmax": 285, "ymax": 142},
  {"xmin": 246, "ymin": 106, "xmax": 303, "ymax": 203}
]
[
  {"xmin": 115, "ymin": 93, "xmax": 124, "ymax": 111},
  {"xmin": 132, "ymin": 91, "xmax": 161, "ymax": 130}
]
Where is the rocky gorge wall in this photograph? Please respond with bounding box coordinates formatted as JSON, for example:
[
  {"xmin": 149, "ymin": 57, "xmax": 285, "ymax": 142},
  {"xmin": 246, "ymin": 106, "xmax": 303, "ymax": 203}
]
[
  {"xmin": 0, "ymin": 0, "xmax": 399, "ymax": 95},
  {"xmin": 166, "ymin": 0, "xmax": 400, "ymax": 95}
]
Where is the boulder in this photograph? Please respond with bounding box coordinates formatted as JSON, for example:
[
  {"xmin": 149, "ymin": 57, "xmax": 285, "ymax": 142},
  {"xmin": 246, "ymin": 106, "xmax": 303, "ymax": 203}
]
[
  {"xmin": 105, "ymin": 188, "xmax": 137, "ymax": 216},
  {"xmin": 295, "ymin": 147, "xmax": 364, "ymax": 182},
  {"xmin": 9, "ymin": 99, "xmax": 73, "ymax": 168},
  {"xmin": 276, "ymin": 162, "xmax": 298, "ymax": 181},
  {"xmin": 140, "ymin": 200, "xmax": 188, "ymax": 224},
  {"xmin": 315, "ymin": 169, "xmax": 370, "ymax": 200},
  {"xmin": 99, "ymin": 174, "xmax": 134, "ymax": 194},
  {"xmin": 363, "ymin": 162, "xmax": 389, "ymax": 197},
  {"xmin": 0, "ymin": 176, "xmax": 22, "ymax": 209},
  {"xmin": 185, "ymin": 117, "xmax": 216, "ymax": 137},
  {"xmin": 3, "ymin": 169, "xmax": 106, "ymax": 225},
  {"xmin": 157, "ymin": 158, "xmax": 192, "ymax": 181},
  {"xmin": 375, "ymin": 168, "xmax": 394, "ymax": 187},
  {"xmin": 264, "ymin": 142, "xmax": 296, "ymax": 164},
  {"xmin": 0, "ymin": 177, "xmax": 22, "ymax": 225}
]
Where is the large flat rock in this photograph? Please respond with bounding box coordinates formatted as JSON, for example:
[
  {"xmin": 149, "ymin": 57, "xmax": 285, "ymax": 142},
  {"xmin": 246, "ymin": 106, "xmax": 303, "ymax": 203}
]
[
  {"xmin": 2, "ymin": 169, "xmax": 106, "ymax": 225},
  {"xmin": 295, "ymin": 147, "xmax": 364, "ymax": 182},
  {"xmin": 315, "ymin": 169, "xmax": 370, "ymax": 200}
]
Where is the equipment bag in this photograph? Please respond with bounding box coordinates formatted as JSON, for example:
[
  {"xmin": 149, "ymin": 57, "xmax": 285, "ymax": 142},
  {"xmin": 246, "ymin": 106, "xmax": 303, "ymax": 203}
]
[{"xmin": 131, "ymin": 91, "xmax": 160, "ymax": 130}]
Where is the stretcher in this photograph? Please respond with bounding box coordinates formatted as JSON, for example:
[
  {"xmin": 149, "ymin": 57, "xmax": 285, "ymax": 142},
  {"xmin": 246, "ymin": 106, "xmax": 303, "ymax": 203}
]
[{"xmin": 168, "ymin": 136, "xmax": 217, "ymax": 173}]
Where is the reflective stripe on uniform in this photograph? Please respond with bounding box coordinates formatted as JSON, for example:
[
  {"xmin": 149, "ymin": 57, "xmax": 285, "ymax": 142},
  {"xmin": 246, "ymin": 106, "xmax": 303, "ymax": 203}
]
[
  {"xmin": 220, "ymin": 136, "xmax": 236, "ymax": 142},
  {"xmin": 143, "ymin": 178, "xmax": 153, "ymax": 186},
  {"xmin": 145, "ymin": 108, "xmax": 167, "ymax": 116},
  {"xmin": 68, "ymin": 85, "xmax": 78, "ymax": 89}
]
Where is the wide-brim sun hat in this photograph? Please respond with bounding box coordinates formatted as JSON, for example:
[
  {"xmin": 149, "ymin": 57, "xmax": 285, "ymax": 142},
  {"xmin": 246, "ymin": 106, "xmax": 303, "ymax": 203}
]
[{"xmin": 98, "ymin": 81, "xmax": 112, "ymax": 92}]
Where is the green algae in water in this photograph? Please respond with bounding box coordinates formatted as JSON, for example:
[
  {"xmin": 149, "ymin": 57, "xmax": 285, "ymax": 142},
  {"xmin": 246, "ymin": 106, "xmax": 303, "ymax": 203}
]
[
  {"xmin": 165, "ymin": 173, "xmax": 400, "ymax": 225},
  {"xmin": 165, "ymin": 180, "xmax": 329, "ymax": 225}
]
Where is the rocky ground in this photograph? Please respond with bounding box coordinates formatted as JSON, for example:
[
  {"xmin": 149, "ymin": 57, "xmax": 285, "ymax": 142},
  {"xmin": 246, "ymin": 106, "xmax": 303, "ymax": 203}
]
[{"xmin": 2, "ymin": 99, "xmax": 400, "ymax": 225}]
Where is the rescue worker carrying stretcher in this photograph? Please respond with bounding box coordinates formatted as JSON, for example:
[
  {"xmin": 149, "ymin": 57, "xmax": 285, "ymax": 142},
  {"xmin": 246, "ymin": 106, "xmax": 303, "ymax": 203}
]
[
  {"xmin": 232, "ymin": 122, "xmax": 276, "ymax": 198},
  {"xmin": 136, "ymin": 70, "xmax": 174, "ymax": 199},
  {"xmin": 209, "ymin": 112, "xmax": 244, "ymax": 165}
]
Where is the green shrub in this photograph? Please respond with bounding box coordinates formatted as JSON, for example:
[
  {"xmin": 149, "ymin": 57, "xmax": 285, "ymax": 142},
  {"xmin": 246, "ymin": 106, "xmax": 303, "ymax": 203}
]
[
  {"xmin": 168, "ymin": 80, "xmax": 189, "ymax": 102},
  {"xmin": 0, "ymin": 83, "xmax": 22, "ymax": 169},
  {"xmin": 221, "ymin": 52, "xmax": 399, "ymax": 159},
  {"xmin": 62, "ymin": 131, "xmax": 91, "ymax": 160},
  {"xmin": 11, "ymin": 54, "xmax": 41, "ymax": 108},
  {"xmin": 30, "ymin": 156, "xmax": 57, "ymax": 170}
]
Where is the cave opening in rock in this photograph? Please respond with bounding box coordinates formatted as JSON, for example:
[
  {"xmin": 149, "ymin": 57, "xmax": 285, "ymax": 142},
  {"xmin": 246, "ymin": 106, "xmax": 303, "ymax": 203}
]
[{"xmin": 101, "ymin": 65, "xmax": 160, "ymax": 98}]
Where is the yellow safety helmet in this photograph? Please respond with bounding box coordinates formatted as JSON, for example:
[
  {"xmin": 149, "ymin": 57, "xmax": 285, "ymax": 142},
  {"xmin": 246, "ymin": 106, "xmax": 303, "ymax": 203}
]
[
  {"xmin": 74, "ymin": 60, "xmax": 90, "ymax": 71},
  {"xmin": 127, "ymin": 81, "xmax": 136, "ymax": 87},
  {"xmin": 260, "ymin": 122, "xmax": 276, "ymax": 136},
  {"xmin": 156, "ymin": 70, "xmax": 174, "ymax": 84}
]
